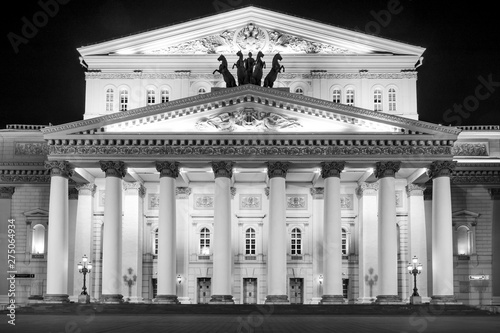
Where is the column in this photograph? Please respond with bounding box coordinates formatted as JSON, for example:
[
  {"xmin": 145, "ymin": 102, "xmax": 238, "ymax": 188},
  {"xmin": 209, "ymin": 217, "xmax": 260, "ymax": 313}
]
[
  {"xmin": 155, "ymin": 161, "xmax": 180, "ymax": 304},
  {"xmin": 489, "ymin": 188, "xmax": 500, "ymax": 305},
  {"xmin": 122, "ymin": 182, "xmax": 145, "ymax": 303},
  {"xmin": 320, "ymin": 161, "xmax": 345, "ymax": 304},
  {"xmin": 100, "ymin": 160, "xmax": 126, "ymax": 303},
  {"xmin": 67, "ymin": 188, "xmax": 78, "ymax": 302},
  {"xmin": 44, "ymin": 161, "xmax": 73, "ymax": 303},
  {"xmin": 427, "ymin": 160, "xmax": 457, "ymax": 303},
  {"xmin": 406, "ymin": 184, "xmax": 429, "ymax": 302},
  {"xmin": 374, "ymin": 161, "xmax": 401, "ymax": 303},
  {"xmin": 176, "ymin": 187, "xmax": 192, "ymax": 304},
  {"xmin": 265, "ymin": 161, "xmax": 290, "ymax": 304},
  {"xmin": 356, "ymin": 183, "xmax": 379, "ymax": 303},
  {"xmin": 0, "ymin": 187, "xmax": 15, "ymax": 304},
  {"xmin": 210, "ymin": 161, "xmax": 234, "ymax": 304}
]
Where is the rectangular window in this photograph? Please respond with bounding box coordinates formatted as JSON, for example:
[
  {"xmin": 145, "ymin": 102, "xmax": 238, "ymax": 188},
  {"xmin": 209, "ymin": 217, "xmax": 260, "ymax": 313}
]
[
  {"xmin": 147, "ymin": 89, "xmax": 156, "ymax": 105},
  {"xmin": 374, "ymin": 89, "xmax": 382, "ymax": 111},
  {"xmin": 346, "ymin": 89, "xmax": 354, "ymax": 106},
  {"xmin": 120, "ymin": 89, "xmax": 128, "ymax": 111}
]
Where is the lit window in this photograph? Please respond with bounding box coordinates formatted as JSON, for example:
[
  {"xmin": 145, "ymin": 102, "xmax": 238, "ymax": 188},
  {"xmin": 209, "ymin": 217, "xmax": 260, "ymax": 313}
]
[
  {"xmin": 374, "ymin": 89, "xmax": 382, "ymax": 111},
  {"xmin": 245, "ymin": 228, "xmax": 256, "ymax": 255},
  {"xmin": 332, "ymin": 89, "xmax": 341, "ymax": 103},
  {"xmin": 291, "ymin": 228, "xmax": 302, "ymax": 255},
  {"xmin": 32, "ymin": 224, "xmax": 45, "ymax": 254},
  {"xmin": 198, "ymin": 88, "xmax": 207, "ymax": 95},
  {"xmin": 342, "ymin": 228, "xmax": 348, "ymax": 255},
  {"xmin": 295, "ymin": 88, "xmax": 304, "ymax": 95},
  {"xmin": 346, "ymin": 89, "xmax": 355, "ymax": 106},
  {"xmin": 147, "ymin": 89, "xmax": 156, "ymax": 105},
  {"xmin": 119, "ymin": 89, "xmax": 129, "ymax": 111},
  {"xmin": 105, "ymin": 88, "xmax": 114, "ymax": 112},
  {"xmin": 388, "ymin": 88, "xmax": 396, "ymax": 111},
  {"xmin": 161, "ymin": 89, "xmax": 169, "ymax": 103},
  {"xmin": 457, "ymin": 226, "xmax": 471, "ymax": 255},
  {"xmin": 200, "ymin": 227, "xmax": 211, "ymax": 254},
  {"xmin": 153, "ymin": 228, "xmax": 158, "ymax": 256}
]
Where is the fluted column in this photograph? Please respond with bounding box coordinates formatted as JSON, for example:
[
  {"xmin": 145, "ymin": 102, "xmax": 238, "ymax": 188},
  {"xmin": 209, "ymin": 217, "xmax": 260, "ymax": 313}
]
[
  {"xmin": 489, "ymin": 188, "xmax": 500, "ymax": 305},
  {"xmin": 210, "ymin": 161, "xmax": 234, "ymax": 304},
  {"xmin": 265, "ymin": 161, "xmax": 290, "ymax": 304},
  {"xmin": 406, "ymin": 184, "xmax": 429, "ymax": 302},
  {"xmin": 44, "ymin": 161, "xmax": 73, "ymax": 303},
  {"xmin": 427, "ymin": 161, "xmax": 457, "ymax": 303},
  {"xmin": 375, "ymin": 161, "xmax": 401, "ymax": 303},
  {"xmin": 320, "ymin": 161, "xmax": 345, "ymax": 304},
  {"xmin": 155, "ymin": 161, "xmax": 180, "ymax": 304},
  {"xmin": 100, "ymin": 160, "xmax": 126, "ymax": 304}
]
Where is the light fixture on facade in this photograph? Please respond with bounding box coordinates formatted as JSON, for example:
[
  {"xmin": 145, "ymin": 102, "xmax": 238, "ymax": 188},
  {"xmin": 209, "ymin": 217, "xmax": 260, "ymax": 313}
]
[
  {"xmin": 177, "ymin": 274, "xmax": 182, "ymax": 284},
  {"xmin": 407, "ymin": 255, "xmax": 423, "ymax": 304},
  {"xmin": 318, "ymin": 274, "xmax": 323, "ymax": 285},
  {"xmin": 77, "ymin": 254, "xmax": 92, "ymax": 304}
]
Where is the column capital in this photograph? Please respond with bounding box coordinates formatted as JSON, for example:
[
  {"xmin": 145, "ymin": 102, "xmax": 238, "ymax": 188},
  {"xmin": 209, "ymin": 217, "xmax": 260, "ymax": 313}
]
[
  {"xmin": 488, "ymin": 188, "xmax": 500, "ymax": 200},
  {"xmin": 374, "ymin": 161, "xmax": 401, "ymax": 179},
  {"xmin": 123, "ymin": 182, "xmax": 146, "ymax": 198},
  {"xmin": 355, "ymin": 182, "xmax": 379, "ymax": 197},
  {"xmin": 75, "ymin": 183, "xmax": 97, "ymax": 196},
  {"xmin": 45, "ymin": 160, "xmax": 74, "ymax": 178},
  {"xmin": 211, "ymin": 161, "xmax": 234, "ymax": 178},
  {"xmin": 320, "ymin": 161, "xmax": 345, "ymax": 179},
  {"xmin": 406, "ymin": 183, "xmax": 426, "ymax": 197},
  {"xmin": 176, "ymin": 187, "xmax": 191, "ymax": 199},
  {"xmin": 267, "ymin": 161, "xmax": 290, "ymax": 179},
  {"xmin": 156, "ymin": 161, "xmax": 180, "ymax": 178},
  {"xmin": 264, "ymin": 187, "xmax": 270, "ymax": 198},
  {"xmin": 231, "ymin": 187, "xmax": 237, "ymax": 199},
  {"xmin": 100, "ymin": 161, "xmax": 126, "ymax": 178},
  {"xmin": 0, "ymin": 186, "xmax": 15, "ymax": 199},
  {"xmin": 310, "ymin": 187, "xmax": 324, "ymax": 199},
  {"xmin": 427, "ymin": 161, "xmax": 457, "ymax": 179}
]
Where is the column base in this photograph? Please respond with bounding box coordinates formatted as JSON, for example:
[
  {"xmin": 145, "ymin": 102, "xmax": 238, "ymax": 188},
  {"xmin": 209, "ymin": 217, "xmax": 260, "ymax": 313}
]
[
  {"xmin": 101, "ymin": 294, "xmax": 123, "ymax": 304},
  {"xmin": 265, "ymin": 295, "xmax": 290, "ymax": 304},
  {"xmin": 430, "ymin": 295, "xmax": 459, "ymax": 304},
  {"xmin": 320, "ymin": 295, "xmax": 345, "ymax": 304},
  {"xmin": 154, "ymin": 295, "xmax": 180, "ymax": 304},
  {"xmin": 78, "ymin": 294, "xmax": 90, "ymax": 304},
  {"xmin": 209, "ymin": 295, "xmax": 234, "ymax": 304},
  {"xmin": 410, "ymin": 295, "xmax": 422, "ymax": 305},
  {"xmin": 356, "ymin": 297, "xmax": 376, "ymax": 304},
  {"xmin": 375, "ymin": 295, "xmax": 403, "ymax": 304},
  {"xmin": 43, "ymin": 294, "xmax": 69, "ymax": 303}
]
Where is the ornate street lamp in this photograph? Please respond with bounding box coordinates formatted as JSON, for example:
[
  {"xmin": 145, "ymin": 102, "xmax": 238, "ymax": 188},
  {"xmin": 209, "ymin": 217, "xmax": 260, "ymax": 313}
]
[
  {"xmin": 77, "ymin": 254, "xmax": 92, "ymax": 303},
  {"xmin": 407, "ymin": 255, "xmax": 423, "ymax": 304}
]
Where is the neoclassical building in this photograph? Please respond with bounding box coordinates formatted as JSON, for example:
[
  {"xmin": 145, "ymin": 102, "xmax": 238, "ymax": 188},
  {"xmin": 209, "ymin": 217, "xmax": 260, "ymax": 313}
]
[{"xmin": 1, "ymin": 6, "xmax": 499, "ymax": 306}]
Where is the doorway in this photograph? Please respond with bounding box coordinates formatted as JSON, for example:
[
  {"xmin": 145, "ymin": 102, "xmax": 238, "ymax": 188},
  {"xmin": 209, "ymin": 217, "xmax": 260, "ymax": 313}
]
[
  {"xmin": 197, "ymin": 278, "xmax": 211, "ymax": 304},
  {"xmin": 243, "ymin": 278, "xmax": 257, "ymax": 304},
  {"xmin": 289, "ymin": 278, "xmax": 303, "ymax": 304}
]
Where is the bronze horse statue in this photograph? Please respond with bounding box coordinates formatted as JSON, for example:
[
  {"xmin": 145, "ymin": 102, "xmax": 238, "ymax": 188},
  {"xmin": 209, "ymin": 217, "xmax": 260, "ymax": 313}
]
[
  {"xmin": 213, "ymin": 54, "xmax": 236, "ymax": 88},
  {"xmin": 232, "ymin": 50, "xmax": 246, "ymax": 86},
  {"xmin": 263, "ymin": 53, "xmax": 285, "ymax": 88},
  {"xmin": 251, "ymin": 51, "xmax": 265, "ymax": 86}
]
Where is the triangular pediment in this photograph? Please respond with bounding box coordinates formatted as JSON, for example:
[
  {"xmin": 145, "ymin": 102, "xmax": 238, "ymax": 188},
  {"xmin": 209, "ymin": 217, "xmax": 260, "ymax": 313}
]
[
  {"xmin": 77, "ymin": 6, "xmax": 424, "ymax": 57},
  {"xmin": 42, "ymin": 85, "xmax": 459, "ymax": 138}
]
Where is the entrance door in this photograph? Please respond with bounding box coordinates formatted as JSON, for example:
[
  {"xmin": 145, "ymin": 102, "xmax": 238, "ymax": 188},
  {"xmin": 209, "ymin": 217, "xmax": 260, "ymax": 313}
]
[
  {"xmin": 243, "ymin": 278, "xmax": 257, "ymax": 304},
  {"xmin": 197, "ymin": 278, "xmax": 211, "ymax": 304},
  {"xmin": 289, "ymin": 278, "xmax": 303, "ymax": 304},
  {"xmin": 342, "ymin": 278, "xmax": 349, "ymax": 299}
]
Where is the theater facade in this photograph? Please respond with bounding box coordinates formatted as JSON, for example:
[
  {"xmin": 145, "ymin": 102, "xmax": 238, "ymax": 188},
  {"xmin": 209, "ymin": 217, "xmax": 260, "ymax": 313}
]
[{"xmin": 1, "ymin": 6, "xmax": 499, "ymax": 306}]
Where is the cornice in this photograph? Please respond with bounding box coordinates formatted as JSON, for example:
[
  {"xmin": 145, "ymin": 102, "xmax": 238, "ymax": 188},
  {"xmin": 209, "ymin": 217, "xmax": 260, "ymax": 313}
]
[
  {"xmin": 451, "ymin": 170, "xmax": 500, "ymax": 184},
  {"xmin": 0, "ymin": 169, "xmax": 51, "ymax": 183}
]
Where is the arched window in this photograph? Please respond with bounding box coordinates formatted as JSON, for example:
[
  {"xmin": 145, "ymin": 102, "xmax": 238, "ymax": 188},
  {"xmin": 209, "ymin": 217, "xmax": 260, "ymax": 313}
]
[
  {"xmin": 32, "ymin": 224, "xmax": 45, "ymax": 254},
  {"xmin": 332, "ymin": 89, "xmax": 341, "ymax": 103},
  {"xmin": 147, "ymin": 88, "xmax": 156, "ymax": 105},
  {"xmin": 295, "ymin": 87, "xmax": 304, "ymax": 95},
  {"xmin": 457, "ymin": 226, "xmax": 471, "ymax": 255},
  {"xmin": 346, "ymin": 89, "xmax": 355, "ymax": 106},
  {"xmin": 341, "ymin": 227, "xmax": 348, "ymax": 255},
  {"xmin": 373, "ymin": 89, "xmax": 382, "ymax": 111},
  {"xmin": 119, "ymin": 88, "xmax": 129, "ymax": 111},
  {"xmin": 200, "ymin": 227, "xmax": 211, "ymax": 254},
  {"xmin": 105, "ymin": 88, "xmax": 114, "ymax": 112},
  {"xmin": 153, "ymin": 228, "xmax": 158, "ymax": 256},
  {"xmin": 245, "ymin": 227, "xmax": 256, "ymax": 255},
  {"xmin": 388, "ymin": 88, "xmax": 397, "ymax": 111},
  {"xmin": 161, "ymin": 89, "xmax": 170, "ymax": 103},
  {"xmin": 291, "ymin": 228, "xmax": 302, "ymax": 255},
  {"xmin": 198, "ymin": 87, "xmax": 207, "ymax": 95}
]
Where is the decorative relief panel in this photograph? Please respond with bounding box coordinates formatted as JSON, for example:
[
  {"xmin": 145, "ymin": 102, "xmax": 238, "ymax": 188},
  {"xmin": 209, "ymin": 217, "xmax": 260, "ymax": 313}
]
[
  {"xmin": 98, "ymin": 190, "xmax": 105, "ymax": 207},
  {"xmin": 148, "ymin": 193, "xmax": 159, "ymax": 210},
  {"xmin": 452, "ymin": 142, "xmax": 488, "ymax": 156},
  {"xmin": 395, "ymin": 190, "xmax": 403, "ymax": 208},
  {"xmin": 194, "ymin": 194, "xmax": 214, "ymax": 210},
  {"xmin": 240, "ymin": 194, "xmax": 262, "ymax": 210},
  {"xmin": 340, "ymin": 194, "xmax": 353, "ymax": 210},
  {"xmin": 286, "ymin": 194, "xmax": 307, "ymax": 210},
  {"xmin": 15, "ymin": 142, "xmax": 49, "ymax": 155}
]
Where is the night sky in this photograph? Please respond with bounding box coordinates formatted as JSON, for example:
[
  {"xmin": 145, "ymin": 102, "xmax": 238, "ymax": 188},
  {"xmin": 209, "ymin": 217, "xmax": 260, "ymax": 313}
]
[{"xmin": 3, "ymin": 0, "xmax": 500, "ymax": 129}]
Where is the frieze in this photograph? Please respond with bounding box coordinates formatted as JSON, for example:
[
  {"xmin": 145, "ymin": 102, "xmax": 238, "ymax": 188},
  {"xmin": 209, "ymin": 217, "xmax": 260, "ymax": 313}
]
[
  {"xmin": 194, "ymin": 194, "xmax": 214, "ymax": 210},
  {"xmin": 240, "ymin": 194, "xmax": 262, "ymax": 210},
  {"xmin": 287, "ymin": 194, "xmax": 307, "ymax": 210},
  {"xmin": 0, "ymin": 169, "xmax": 50, "ymax": 184},
  {"xmin": 451, "ymin": 170, "xmax": 500, "ymax": 184},
  {"xmin": 452, "ymin": 142, "xmax": 488, "ymax": 156},
  {"xmin": 15, "ymin": 142, "xmax": 49, "ymax": 155}
]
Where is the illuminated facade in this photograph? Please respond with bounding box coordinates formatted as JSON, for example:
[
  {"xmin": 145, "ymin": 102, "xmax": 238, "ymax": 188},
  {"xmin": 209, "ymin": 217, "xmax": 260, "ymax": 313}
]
[{"xmin": 1, "ymin": 6, "xmax": 499, "ymax": 306}]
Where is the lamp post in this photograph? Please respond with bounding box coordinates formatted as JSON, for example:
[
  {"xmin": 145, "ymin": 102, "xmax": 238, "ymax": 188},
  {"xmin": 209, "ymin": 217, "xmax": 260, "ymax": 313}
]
[
  {"xmin": 77, "ymin": 254, "xmax": 92, "ymax": 303},
  {"xmin": 407, "ymin": 255, "xmax": 423, "ymax": 304}
]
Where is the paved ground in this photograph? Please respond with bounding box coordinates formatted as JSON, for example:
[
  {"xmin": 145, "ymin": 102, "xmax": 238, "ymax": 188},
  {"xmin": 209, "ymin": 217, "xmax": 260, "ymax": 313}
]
[{"xmin": 1, "ymin": 313, "xmax": 499, "ymax": 333}]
